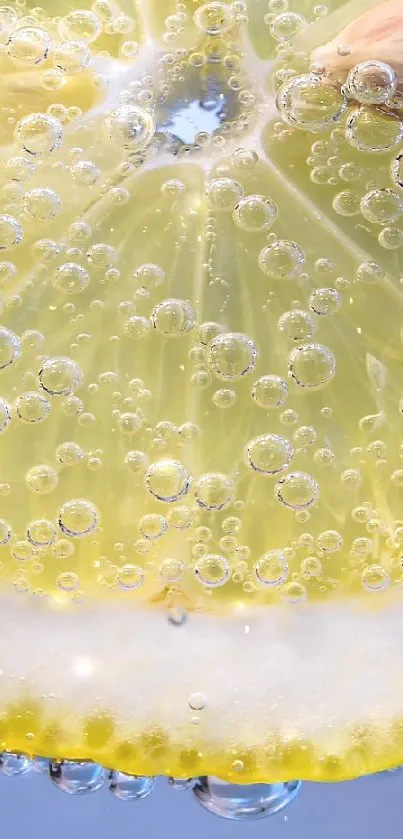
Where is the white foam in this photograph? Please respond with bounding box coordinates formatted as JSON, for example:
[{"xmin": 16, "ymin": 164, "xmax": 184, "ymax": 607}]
[{"xmin": 1, "ymin": 594, "xmax": 403, "ymax": 747}]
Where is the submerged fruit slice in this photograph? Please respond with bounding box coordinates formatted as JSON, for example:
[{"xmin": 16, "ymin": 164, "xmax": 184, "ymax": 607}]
[{"xmin": 0, "ymin": 0, "xmax": 403, "ymax": 783}]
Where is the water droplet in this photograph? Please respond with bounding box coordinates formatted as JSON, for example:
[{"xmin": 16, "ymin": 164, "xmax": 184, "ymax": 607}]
[
  {"xmin": 0, "ymin": 752, "xmax": 32, "ymax": 776},
  {"xmin": 193, "ymin": 777, "xmax": 301, "ymax": 820},
  {"xmin": 49, "ymin": 760, "xmax": 108, "ymax": 794},
  {"xmin": 109, "ymin": 771, "xmax": 155, "ymax": 800}
]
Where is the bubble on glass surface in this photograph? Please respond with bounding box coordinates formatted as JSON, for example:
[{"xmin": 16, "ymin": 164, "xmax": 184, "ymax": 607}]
[
  {"xmin": 109, "ymin": 771, "xmax": 155, "ymax": 800},
  {"xmin": 49, "ymin": 760, "xmax": 108, "ymax": 794},
  {"xmin": 193, "ymin": 777, "xmax": 301, "ymax": 820}
]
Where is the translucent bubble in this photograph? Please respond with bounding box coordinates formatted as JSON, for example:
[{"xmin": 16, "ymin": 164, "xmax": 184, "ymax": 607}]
[
  {"xmin": 12, "ymin": 540, "xmax": 32, "ymax": 561},
  {"xmin": 346, "ymin": 61, "xmax": 396, "ymax": 105},
  {"xmin": 245, "ymin": 434, "xmax": 292, "ymax": 474},
  {"xmin": 231, "ymin": 148, "xmax": 258, "ymax": 169},
  {"xmin": 212, "ymin": 388, "xmax": 236, "ymax": 408},
  {"xmin": 146, "ymin": 459, "xmax": 191, "ymax": 502},
  {"xmin": 139, "ymin": 514, "xmax": 167, "ymax": 541},
  {"xmin": 362, "ymin": 564, "xmax": 389, "ymax": 592},
  {"xmin": 194, "ymin": 472, "xmax": 233, "ymax": 511},
  {"xmin": 0, "ymin": 215, "xmax": 23, "ymax": 249},
  {"xmin": 354, "ymin": 268, "xmax": 380, "ymax": 297},
  {"xmin": 206, "ymin": 332, "xmax": 257, "ymax": 380},
  {"xmin": 124, "ymin": 316, "xmax": 151, "ymax": 339},
  {"xmin": 118, "ymin": 564, "xmax": 144, "ymax": 590},
  {"xmin": 193, "ymin": 2, "xmax": 234, "ymax": 35},
  {"xmin": 301, "ymin": 556, "xmax": 322, "ymax": 577},
  {"xmin": 0, "ymin": 6, "xmax": 17, "ymax": 43},
  {"xmin": 233, "ymin": 195, "xmax": 277, "ymax": 232},
  {"xmin": 39, "ymin": 357, "xmax": 82, "ymax": 396},
  {"xmin": 282, "ymin": 581, "xmax": 307, "ymax": 604},
  {"xmin": 194, "ymin": 553, "xmax": 230, "ymax": 587},
  {"xmin": 59, "ymin": 10, "xmax": 101, "ymax": 43},
  {"xmin": 277, "ymin": 74, "xmax": 347, "ymax": 132},
  {"xmin": 379, "ymin": 226, "xmax": 403, "ymax": 249},
  {"xmin": 58, "ymin": 499, "xmax": 98, "ymax": 537},
  {"xmin": 278, "ymin": 309, "xmax": 316, "ymax": 341},
  {"xmin": 360, "ymin": 189, "xmax": 403, "ymax": 225},
  {"xmin": 194, "ymin": 777, "xmax": 301, "ymax": 820},
  {"xmin": 6, "ymin": 25, "xmax": 52, "ymax": 66},
  {"xmin": 169, "ymin": 777, "xmax": 195, "ymax": 790},
  {"xmin": 0, "ymin": 519, "xmax": 11, "ymax": 545},
  {"xmin": 156, "ymin": 557, "xmax": 183, "ymax": 586},
  {"xmin": 106, "ymin": 105, "xmax": 155, "ymax": 151},
  {"xmin": 289, "ymin": 343, "xmax": 336, "ymax": 389},
  {"xmin": 52, "ymin": 262, "xmax": 90, "ymax": 295},
  {"xmin": 25, "ymin": 464, "xmax": 58, "ymax": 494},
  {"xmin": 345, "ymin": 108, "xmax": 403, "ymax": 153},
  {"xmin": 56, "ymin": 442, "xmax": 84, "ymax": 465},
  {"xmin": 6, "ymin": 155, "xmax": 35, "ymax": 182},
  {"xmin": 252, "ymin": 374, "xmax": 288, "ymax": 409},
  {"xmin": 269, "ymin": 11, "xmax": 306, "ymax": 40},
  {"xmin": 205, "ymin": 178, "xmax": 244, "ymax": 211},
  {"xmin": 392, "ymin": 152, "xmax": 403, "ymax": 190},
  {"xmin": 50, "ymin": 760, "xmax": 108, "ymax": 794},
  {"xmin": 15, "ymin": 113, "xmax": 63, "ymax": 156},
  {"xmin": 54, "ymin": 40, "xmax": 91, "ymax": 74},
  {"xmin": 15, "ymin": 391, "xmax": 50, "ymax": 422},
  {"xmin": 152, "ymin": 299, "xmax": 196, "ymax": 337},
  {"xmin": 27, "ymin": 518, "xmax": 56, "ymax": 546},
  {"xmin": 259, "ymin": 240, "xmax": 305, "ymax": 280},
  {"xmin": 317, "ymin": 529, "xmax": 342, "ymax": 553},
  {"xmin": 189, "ymin": 692, "xmax": 207, "ymax": 711},
  {"xmin": 276, "ymin": 471, "xmax": 319, "ymax": 509},
  {"xmin": 0, "ymin": 397, "xmax": 10, "ymax": 432},
  {"xmin": 109, "ymin": 772, "xmax": 155, "ymax": 801},
  {"xmin": 332, "ymin": 190, "xmax": 361, "ymax": 217},
  {"xmin": 71, "ymin": 160, "xmax": 100, "ymax": 186},
  {"xmin": 0, "ymin": 326, "xmax": 21, "ymax": 369},
  {"xmin": 197, "ymin": 321, "xmax": 224, "ymax": 345},
  {"xmin": 255, "ymin": 550, "xmax": 289, "ymax": 586},
  {"xmin": 23, "ymin": 187, "xmax": 61, "ymax": 221},
  {"xmin": 309, "ymin": 287, "xmax": 341, "ymax": 316},
  {"xmin": 133, "ymin": 263, "xmax": 165, "ymax": 290}
]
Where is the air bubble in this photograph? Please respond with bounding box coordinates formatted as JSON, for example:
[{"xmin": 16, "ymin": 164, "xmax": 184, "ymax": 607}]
[
  {"xmin": 277, "ymin": 74, "xmax": 347, "ymax": 132},
  {"xmin": 205, "ymin": 178, "xmax": 244, "ymax": 212},
  {"xmin": 15, "ymin": 391, "xmax": 50, "ymax": 422},
  {"xmin": 255, "ymin": 550, "xmax": 289, "ymax": 586},
  {"xmin": 118, "ymin": 564, "xmax": 144, "ymax": 590},
  {"xmin": 38, "ymin": 357, "xmax": 82, "ymax": 396},
  {"xmin": 259, "ymin": 240, "xmax": 305, "ymax": 280},
  {"xmin": 360, "ymin": 189, "xmax": 403, "ymax": 225},
  {"xmin": 27, "ymin": 519, "xmax": 56, "ymax": 546},
  {"xmin": 193, "ymin": 3, "xmax": 234, "ymax": 35},
  {"xmin": 309, "ymin": 287, "xmax": 341, "ymax": 316},
  {"xmin": 278, "ymin": 309, "xmax": 316, "ymax": 341},
  {"xmin": 52, "ymin": 262, "xmax": 90, "ymax": 294},
  {"xmin": 15, "ymin": 113, "xmax": 63, "ymax": 156},
  {"xmin": 152, "ymin": 299, "xmax": 195, "ymax": 337},
  {"xmin": 0, "ymin": 215, "xmax": 23, "ymax": 250},
  {"xmin": 233, "ymin": 195, "xmax": 277, "ymax": 232},
  {"xmin": 25, "ymin": 464, "xmax": 58, "ymax": 494},
  {"xmin": 346, "ymin": 61, "xmax": 396, "ymax": 105},
  {"xmin": 6, "ymin": 26, "xmax": 52, "ymax": 66},
  {"xmin": 133, "ymin": 263, "xmax": 165, "ymax": 290},
  {"xmin": 54, "ymin": 40, "xmax": 91, "ymax": 74},
  {"xmin": 245, "ymin": 434, "xmax": 292, "ymax": 474},
  {"xmin": 23, "ymin": 188, "xmax": 61, "ymax": 221},
  {"xmin": 194, "ymin": 472, "xmax": 233, "ymax": 511},
  {"xmin": 0, "ymin": 326, "xmax": 21, "ymax": 369},
  {"xmin": 146, "ymin": 459, "xmax": 191, "ymax": 502},
  {"xmin": 362, "ymin": 565, "xmax": 390, "ymax": 592},
  {"xmin": 106, "ymin": 106, "xmax": 155, "ymax": 151},
  {"xmin": 276, "ymin": 471, "xmax": 319, "ymax": 509},
  {"xmin": 0, "ymin": 398, "xmax": 10, "ymax": 432},
  {"xmin": 58, "ymin": 499, "xmax": 98, "ymax": 537},
  {"xmin": 270, "ymin": 11, "xmax": 306, "ymax": 40},
  {"xmin": 194, "ymin": 553, "xmax": 230, "ymax": 587},
  {"xmin": 345, "ymin": 109, "xmax": 403, "ymax": 153},
  {"xmin": 59, "ymin": 10, "xmax": 101, "ymax": 43},
  {"xmin": 252, "ymin": 375, "xmax": 288, "ymax": 409},
  {"xmin": 0, "ymin": 520, "xmax": 11, "ymax": 546},
  {"xmin": 206, "ymin": 332, "xmax": 257, "ymax": 380},
  {"xmin": 289, "ymin": 343, "xmax": 336, "ymax": 389}
]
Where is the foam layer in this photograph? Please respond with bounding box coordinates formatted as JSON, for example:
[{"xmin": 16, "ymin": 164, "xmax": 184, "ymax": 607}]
[{"xmin": 0, "ymin": 594, "xmax": 402, "ymax": 780}]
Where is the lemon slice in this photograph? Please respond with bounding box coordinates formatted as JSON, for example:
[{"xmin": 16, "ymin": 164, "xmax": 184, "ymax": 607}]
[{"xmin": 0, "ymin": 0, "xmax": 402, "ymax": 785}]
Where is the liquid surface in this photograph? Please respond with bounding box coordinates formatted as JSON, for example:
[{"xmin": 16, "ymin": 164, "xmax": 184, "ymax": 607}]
[{"xmin": 0, "ymin": 0, "xmax": 402, "ymax": 783}]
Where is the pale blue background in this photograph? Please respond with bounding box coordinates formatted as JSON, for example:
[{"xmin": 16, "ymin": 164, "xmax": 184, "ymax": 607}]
[{"xmin": 1, "ymin": 770, "xmax": 401, "ymax": 838}]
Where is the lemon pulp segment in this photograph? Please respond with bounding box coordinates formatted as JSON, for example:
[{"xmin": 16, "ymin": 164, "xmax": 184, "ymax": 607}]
[{"xmin": 0, "ymin": 0, "xmax": 402, "ymax": 782}]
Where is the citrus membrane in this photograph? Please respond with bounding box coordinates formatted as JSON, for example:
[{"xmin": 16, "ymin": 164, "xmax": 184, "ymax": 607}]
[{"xmin": 0, "ymin": 0, "xmax": 403, "ymax": 784}]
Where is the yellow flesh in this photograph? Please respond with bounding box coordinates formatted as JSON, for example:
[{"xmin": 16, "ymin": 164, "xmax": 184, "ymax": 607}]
[{"xmin": 0, "ymin": 0, "xmax": 402, "ymax": 781}]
